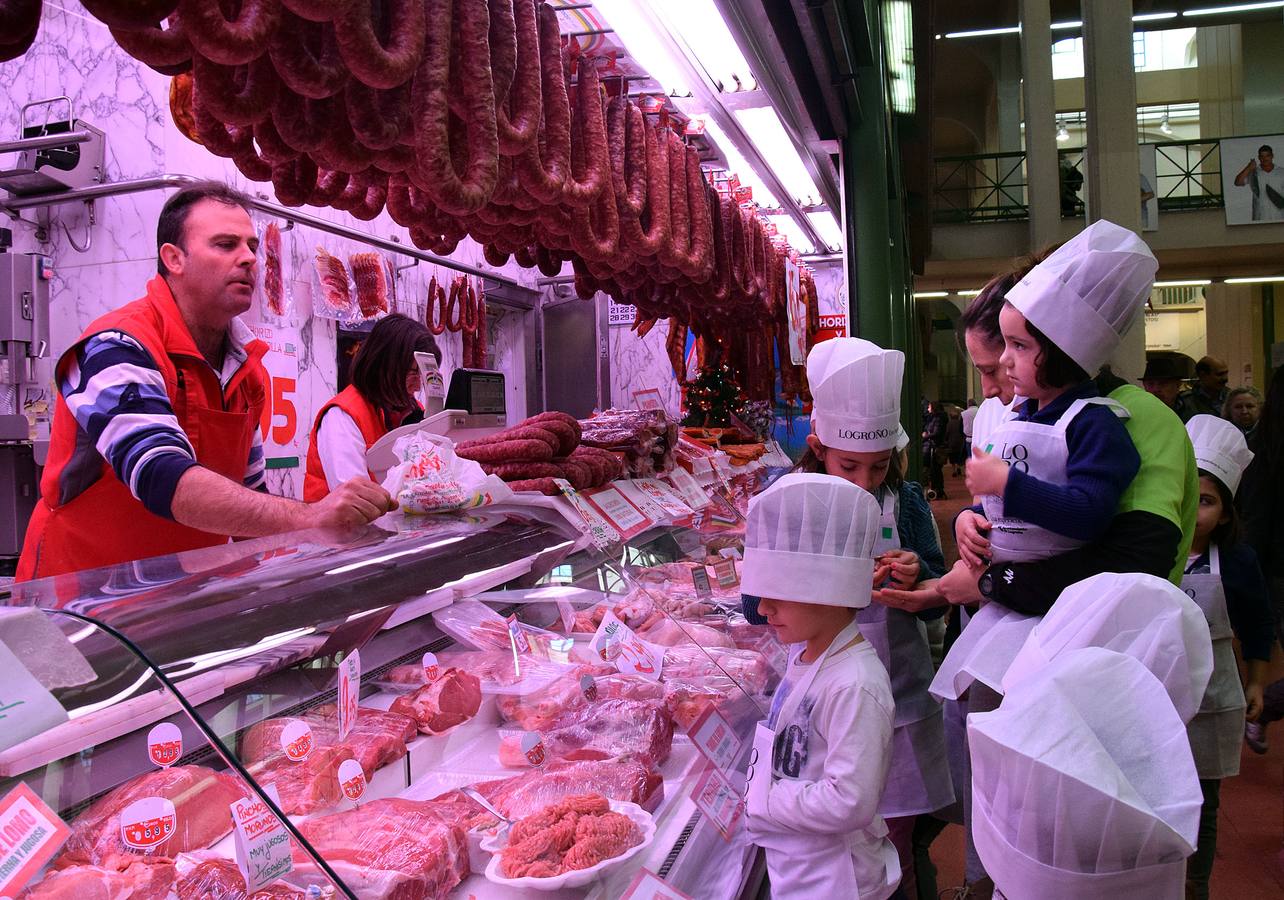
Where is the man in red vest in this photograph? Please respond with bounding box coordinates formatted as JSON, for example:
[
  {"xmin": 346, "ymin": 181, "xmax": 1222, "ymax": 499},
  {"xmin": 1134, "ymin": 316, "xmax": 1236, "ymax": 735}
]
[{"xmin": 17, "ymin": 181, "xmax": 393, "ymax": 581}]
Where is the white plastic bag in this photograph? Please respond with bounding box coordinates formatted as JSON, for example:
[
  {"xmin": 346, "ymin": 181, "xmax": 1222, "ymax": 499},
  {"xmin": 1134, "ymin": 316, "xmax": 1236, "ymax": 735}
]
[{"xmin": 381, "ymin": 431, "xmax": 508, "ymax": 514}]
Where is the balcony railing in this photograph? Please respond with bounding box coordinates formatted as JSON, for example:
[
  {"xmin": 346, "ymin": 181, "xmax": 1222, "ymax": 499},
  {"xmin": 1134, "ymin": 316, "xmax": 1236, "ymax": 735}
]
[{"xmin": 932, "ymin": 152, "xmax": 1028, "ymax": 223}]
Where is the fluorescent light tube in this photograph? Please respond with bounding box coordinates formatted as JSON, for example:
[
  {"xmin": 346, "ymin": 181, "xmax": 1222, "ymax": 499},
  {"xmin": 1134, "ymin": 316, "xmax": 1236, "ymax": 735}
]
[
  {"xmin": 944, "ymin": 26, "xmax": 1021, "ymax": 38},
  {"xmin": 1225, "ymin": 276, "xmax": 1284, "ymax": 284},
  {"xmin": 1184, "ymin": 2, "xmax": 1284, "ymax": 16}
]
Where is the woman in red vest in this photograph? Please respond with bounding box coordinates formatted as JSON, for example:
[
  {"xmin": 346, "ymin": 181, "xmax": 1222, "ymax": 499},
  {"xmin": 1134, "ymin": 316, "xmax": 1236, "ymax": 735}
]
[{"xmin": 304, "ymin": 314, "xmax": 440, "ymax": 500}]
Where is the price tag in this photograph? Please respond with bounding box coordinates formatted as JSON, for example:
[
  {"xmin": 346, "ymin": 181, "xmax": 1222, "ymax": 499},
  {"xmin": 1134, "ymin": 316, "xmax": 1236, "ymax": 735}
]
[
  {"xmin": 691, "ymin": 764, "xmax": 745, "ymax": 841},
  {"xmin": 712, "ymin": 557, "xmax": 739, "ymax": 588},
  {"xmin": 119, "ymin": 797, "xmax": 176, "ymax": 850},
  {"xmin": 230, "ymin": 786, "xmax": 292, "ymax": 893},
  {"xmin": 422, "ymin": 652, "xmax": 440, "ymax": 682},
  {"xmin": 0, "ymin": 641, "xmax": 69, "ymax": 754},
  {"xmin": 520, "ymin": 732, "xmax": 547, "ymax": 767},
  {"xmin": 690, "ymin": 566, "xmax": 713, "ymax": 600},
  {"xmin": 555, "ymin": 479, "xmax": 620, "ymax": 550},
  {"xmin": 612, "ymin": 480, "xmax": 668, "ymax": 524},
  {"xmin": 146, "ymin": 723, "xmax": 182, "ymax": 769},
  {"xmin": 278, "ymin": 720, "xmax": 313, "ymax": 763},
  {"xmin": 337, "ymin": 759, "xmax": 366, "ymax": 802},
  {"xmin": 621, "ymin": 867, "xmax": 695, "ymax": 900},
  {"xmin": 580, "ymin": 674, "xmax": 598, "ymax": 701},
  {"xmin": 666, "ymin": 467, "xmax": 710, "ymax": 510},
  {"xmin": 687, "ymin": 705, "xmax": 744, "ymax": 777},
  {"xmin": 0, "ymin": 783, "xmax": 70, "ymax": 896},
  {"xmin": 506, "ymin": 615, "xmax": 531, "ymax": 654},
  {"xmin": 337, "ymin": 650, "xmax": 361, "ymax": 741},
  {"xmin": 632, "ymin": 479, "xmax": 694, "ymax": 520},
  {"xmin": 583, "ymin": 486, "xmax": 651, "ymax": 539},
  {"xmin": 591, "ymin": 611, "xmax": 665, "ymax": 681}
]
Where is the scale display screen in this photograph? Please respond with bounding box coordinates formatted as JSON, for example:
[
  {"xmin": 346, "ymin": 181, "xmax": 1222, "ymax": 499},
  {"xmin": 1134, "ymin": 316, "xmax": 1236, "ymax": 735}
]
[{"xmin": 445, "ymin": 370, "xmax": 505, "ymax": 415}]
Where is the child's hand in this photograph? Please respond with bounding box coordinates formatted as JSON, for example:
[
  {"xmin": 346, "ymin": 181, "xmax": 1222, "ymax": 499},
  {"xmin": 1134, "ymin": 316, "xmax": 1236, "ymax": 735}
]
[
  {"xmin": 875, "ymin": 579, "xmax": 945, "ymax": 613},
  {"xmin": 877, "ymin": 550, "xmax": 920, "ymax": 589},
  {"xmin": 937, "ymin": 560, "xmax": 984, "ymax": 605},
  {"xmin": 965, "ymin": 446, "xmax": 1009, "ymax": 498},
  {"xmin": 954, "ymin": 510, "xmax": 992, "ymax": 569},
  {"xmin": 1246, "ymin": 682, "xmax": 1265, "ymax": 720}
]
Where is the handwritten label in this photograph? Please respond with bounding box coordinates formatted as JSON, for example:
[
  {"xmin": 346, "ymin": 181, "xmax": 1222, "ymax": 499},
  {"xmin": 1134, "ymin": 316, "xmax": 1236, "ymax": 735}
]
[
  {"xmin": 119, "ymin": 797, "xmax": 176, "ymax": 850},
  {"xmin": 0, "ymin": 641, "xmax": 69, "ymax": 754},
  {"xmin": 621, "ymin": 867, "xmax": 695, "ymax": 900},
  {"xmin": 146, "ymin": 723, "xmax": 182, "ymax": 769},
  {"xmin": 591, "ymin": 611, "xmax": 665, "ymax": 681},
  {"xmin": 337, "ymin": 650, "xmax": 361, "ymax": 741},
  {"xmin": 666, "ymin": 467, "xmax": 711, "ymax": 510},
  {"xmin": 712, "ymin": 558, "xmax": 739, "ymax": 588},
  {"xmin": 583, "ymin": 486, "xmax": 650, "ymax": 538},
  {"xmin": 691, "ymin": 566, "xmax": 713, "ymax": 599},
  {"xmin": 230, "ymin": 788, "xmax": 292, "ymax": 892},
  {"xmin": 0, "ymin": 784, "xmax": 70, "ymax": 896},
  {"xmin": 422, "ymin": 652, "xmax": 440, "ymax": 682},
  {"xmin": 580, "ymin": 674, "xmax": 598, "ymax": 702},
  {"xmin": 691, "ymin": 764, "xmax": 745, "ymax": 841},
  {"xmin": 687, "ymin": 705, "xmax": 744, "ymax": 777},
  {"xmin": 521, "ymin": 732, "xmax": 546, "ymax": 767},
  {"xmin": 337, "ymin": 759, "xmax": 366, "ymax": 802},
  {"xmin": 555, "ymin": 479, "xmax": 620, "ymax": 550},
  {"xmin": 279, "ymin": 720, "xmax": 313, "ymax": 763}
]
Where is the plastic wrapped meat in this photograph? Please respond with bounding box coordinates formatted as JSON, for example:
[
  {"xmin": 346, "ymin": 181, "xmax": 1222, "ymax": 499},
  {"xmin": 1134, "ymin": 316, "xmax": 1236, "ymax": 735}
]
[
  {"xmin": 55, "ymin": 766, "xmax": 246, "ymax": 869},
  {"xmin": 495, "ymin": 664, "xmax": 618, "ymax": 731},
  {"xmin": 497, "ymin": 699, "xmax": 674, "ymax": 769},
  {"xmin": 19, "ymin": 855, "xmax": 176, "ymax": 899},
  {"xmin": 638, "ymin": 618, "xmax": 737, "ymax": 649},
  {"xmin": 389, "ymin": 668, "xmax": 482, "ymax": 735},
  {"xmin": 635, "ymin": 561, "xmax": 743, "ymax": 602},
  {"xmin": 313, "ymin": 247, "xmax": 352, "ymax": 314},
  {"xmin": 384, "ymin": 651, "xmax": 583, "ymax": 693},
  {"xmin": 663, "ymin": 646, "xmax": 772, "ymax": 696},
  {"xmin": 349, "ymin": 252, "xmax": 389, "ymax": 318},
  {"xmin": 249, "ymin": 744, "xmax": 355, "ymax": 816},
  {"xmin": 293, "ymin": 799, "xmax": 468, "ymax": 900},
  {"xmin": 499, "ymin": 794, "xmax": 642, "ymax": 879},
  {"xmin": 240, "ymin": 706, "xmax": 414, "ymax": 785},
  {"xmin": 431, "ymin": 601, "xmax": 514, "ymax": 650},
  {"xmin": 174, "ymin": 857, "xmax": 305, "ymax": 899},
  {"xmin": 578, "ymin": 409, "xmax": 676, "ymax": 477}
]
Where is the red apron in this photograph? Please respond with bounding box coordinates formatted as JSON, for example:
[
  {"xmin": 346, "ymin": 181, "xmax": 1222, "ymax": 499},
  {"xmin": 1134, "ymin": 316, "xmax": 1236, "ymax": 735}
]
[{"xmin": 302, "ymin": 385, "xmax": 389, "ymax": 501}]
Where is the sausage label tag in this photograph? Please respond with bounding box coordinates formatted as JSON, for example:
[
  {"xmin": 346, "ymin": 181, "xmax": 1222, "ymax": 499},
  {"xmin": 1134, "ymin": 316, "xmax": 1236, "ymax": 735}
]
[
  {"xmin": 591, "ymin": 611, "xmax": 665, "ymax": 681},
  {"xmin": 520, "ymin": 732, "xmax": 546, "ymax": 767},
  {"xmin": 279, "ymin": 719, "xmax": 313, "ymax": 763},
  {"xmin": 146, "ymin": 723, "xmax": 182, "ymax": 768},
  {"xmin": 337, "ymin": 650, "xmax": 361, "ymax": 741},
  {"xmin": 119, "ymin": 797, "xmax": 175, "ymax": 850},
  {"xmin": 337, "ymin": 759, "xmax": 366, "ymax": 802},
  {"xmin": 422, "ymin": 652, "xmax": 440, "ymax": 682},
  {"xmin": 231, "ymin": 786, "xmax": 292, "ymax": 892},
  {"xmin": 0, "ymin": 783, "xmax": 70, "ymax": 896},
  {"xmin": 666, "ymin": 467, "xmax": 711, "ymax": 510}
]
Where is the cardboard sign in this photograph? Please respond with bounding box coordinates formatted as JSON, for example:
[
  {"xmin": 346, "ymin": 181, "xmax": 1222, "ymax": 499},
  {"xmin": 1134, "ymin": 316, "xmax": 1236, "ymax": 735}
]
[
  {"xmin": 146, "ymin": 723, "xmax": 182, "ymax": 769},
  {"xmin": 691, "ymin": 764, "xmax": 745, "ymax": 841},
  {"xmin": 784, "ymin": 258, "xmax": 806, "ymax": 365},
  {"xmin": 337, "ymin": 650, "xmax": 361, "ymax": 741},
  {"xmin": 629, "ymin": 479, "xmax": 693, "ymax": 520},
  {"xmin": 278, "ymin": 720, "xmax": 313, "ymax": 763},
  {"xmin": 119, "ymin": 797, "xmax": 176, "ymax": 850},
  {"xmin": 337, "ymin": 759, "xmax": 366, "ymax": 802},
  {"xmin": 0, "ymin": 784, "xmax": 70, "ymax": 896},
  {"xmin": 632, "ymin": 388, "xmax": 665, "ymax": 411},
  {"xmin": 666, "ymin": 467, "xmax": 711, "ymax": 510},
  {"xmin": 687, "ymin": 705, "xmax": 744, "ymax": 777},
  {"xmin": 520, "ymin": 732, "xmax": 546, "ymax": 767},
  {"xmin": 712, "ymin": 557, "xmax": 739, "ymax": 588},
  {"xmin": 0, "ymin": 641, "xmax": 69, "ymax": 754},
  {"xmin": 555, "ymin": 479, "xmax": 620, "ymax": 550},
  {"xmin": 230, "ymin": 788, "xmax": 292, "ymax": 893},
  {"xmin": 690, "ymin": 566, "xmax": 713, "ymax": 599},
  {"xmin": 582, "ymin": 486, "xmax": 651, "ymax": 540},
  {"xmin": 590, "ymin": 611, "xmax": 665, "ymax": 681},
  {"xmin": 621, "ymin": 868, "xmax": 695, "ymax": 900},
  {"xmin": 422, "ymin": 652, "xmax": 440, "ymax": 682},
  {"xmin": 612, "ymin": 480, "xmax": 668, "ymax": 524}
]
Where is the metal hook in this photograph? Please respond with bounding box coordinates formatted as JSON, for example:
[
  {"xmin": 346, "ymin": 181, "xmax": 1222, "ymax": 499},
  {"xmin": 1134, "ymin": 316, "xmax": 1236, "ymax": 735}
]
[{"xmin": 60, "ymin": 199, "xmax": 93, "ymax": 253}]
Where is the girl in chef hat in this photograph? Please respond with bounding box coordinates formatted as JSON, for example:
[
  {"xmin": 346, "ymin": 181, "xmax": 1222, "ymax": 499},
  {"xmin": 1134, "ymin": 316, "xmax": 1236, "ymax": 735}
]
[
  {"xmin": 793, "ymin": 337, "xmax": 952, "ymax": 897},
  {"xmin": 741, "ymin": 473, "xmax": 900, "ymax": 899},
  {"xmin": 1181, "ymin": 414, "xmax": 1273, "ymax": 900}
]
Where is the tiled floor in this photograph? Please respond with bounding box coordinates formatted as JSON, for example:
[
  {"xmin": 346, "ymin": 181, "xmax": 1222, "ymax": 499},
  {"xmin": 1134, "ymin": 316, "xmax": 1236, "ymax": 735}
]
[{"xmin": 923, "ymin": 467, "xmax": 1284, "ymax": 898}]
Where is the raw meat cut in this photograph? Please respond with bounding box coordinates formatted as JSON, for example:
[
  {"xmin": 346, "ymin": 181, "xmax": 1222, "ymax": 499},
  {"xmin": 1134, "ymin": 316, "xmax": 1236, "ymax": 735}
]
[
  {"xmin": 639, "ymin": 618, "xmax": 736, "ymax": 649},
  {"xmin": 495, "ymin": 664, "xmax": 617, "ymax": 731},
  {"xmin": 55, "ymin": 766, "xmax": 246, "ymax": 869},
  {"xmin": 313, "ymin": 247, "xmax": 351, "ymax": 313},
  {"xmin": 497, "ymin": 699, "xmax": 673, "ymax": 769},
  {"xmin": 263, "ymin": 222, "xmax": 285, "ymax": 316},
  {"xmin": 349, "ymin": 252, "xmax": 389, "ymax": 318},
  {"xmin": 389, "ymin": 668, "xmax": 482, "ymax": 735},
  {"xmin": 498, "ymin": 794, "xmax": 642, "ymax": 878},
  {"xmin": 19, "ymin": 854, "xmax": 176, "ymax": 899},
  {"xmin": 248, "ymin": 744, "xmax": 355, "ymax": 816},
  {"xmin": 293, "ymin": 799, "xmax": 468, "ymax": 900},
  {"xmin": 175, "ymin": 857, "xmax": 305, "ymax": 899},
  {"xmin": 663, "ymin": 645, "xmax": 772, "ymax": 695},
  {"xmin": 241, "ymin": 705, "xmax": 415, "ymax": 786},
  {"xmin": 385, "ymin": 650, "xmax": 579, "ymax": 692}
]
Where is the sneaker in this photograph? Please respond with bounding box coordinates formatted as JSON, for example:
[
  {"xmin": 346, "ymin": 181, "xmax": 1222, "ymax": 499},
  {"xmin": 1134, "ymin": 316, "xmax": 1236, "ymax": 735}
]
[{"xmin": 1246, "ymin": 720, "xmax": 1269, "ymax": 754}]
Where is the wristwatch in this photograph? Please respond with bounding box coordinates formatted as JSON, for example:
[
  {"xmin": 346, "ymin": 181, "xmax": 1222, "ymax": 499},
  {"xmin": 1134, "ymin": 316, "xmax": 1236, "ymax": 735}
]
[{"xmin": 978, "ymin": 569, "xmax": 996, "ymax": 599}]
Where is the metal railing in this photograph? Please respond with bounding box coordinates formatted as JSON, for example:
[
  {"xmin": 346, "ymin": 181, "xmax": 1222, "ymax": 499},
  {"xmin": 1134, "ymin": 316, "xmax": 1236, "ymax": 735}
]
[{"xmin": 932, "ymin": 152, "xmax": 1028, "ymax": 223}]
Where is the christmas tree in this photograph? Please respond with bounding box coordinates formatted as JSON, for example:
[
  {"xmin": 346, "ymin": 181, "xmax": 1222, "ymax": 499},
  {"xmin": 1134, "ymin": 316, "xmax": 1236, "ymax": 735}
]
[{"xmin": 683, "ymin": 364, "xmax": 743, "ymax": 428}]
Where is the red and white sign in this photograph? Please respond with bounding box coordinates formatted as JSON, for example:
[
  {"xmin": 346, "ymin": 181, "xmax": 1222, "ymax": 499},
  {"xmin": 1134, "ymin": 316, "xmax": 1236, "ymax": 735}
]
[
  {"xmin": 506, "ymin": 615, "xmax": 531, "ymax": 654},
  {"xmin": 119, "ymin": 797, "xmax": 176, "ymax": 850},
  {"xmin": 582, "ymin": 486, "xmax": 651, "ymax": 540},
  {"xmin": 230, "ymin": 788, "xmax": 292, "ymax": 892},
  {"xmin": 249, "ymin": 323, "xmax": 301, "ymax": 468},
  {"xmin": 591, "ymin": 611, "xmax": 665, "ymax": 681},
  {"xmin": 712, "ymin": 557, "xmax": 739, "ymax": 589},
  {"xmin": 784, "ymin": 258, "xmax": 806, "ymax": 365},
  {"xmin": 279, "ymin": 719, "xmax": 313, "ymax": 763},
  {"xmin": 691, "ymin": 764, "xmax": 745, "ymax": 841},
  {"xmin": 555, "ymin": 479, "xmax": 620, "ymax": 550},
  {"xmin": 687, "ymin": 705, "xmax": 744, "ymax": 777},
  {"xmin": 337, "ymin": 650, "xmax": 361, "ymax": 741},
  {"xmin": 520, "ymin": 732, "xmax": 546, "ymax": 767},
  {"xmin": 0, "ymin": 784, "xmax": 70, "ymax": 896},
  {"xmin": 621, "ymin": 867, "xmax": 695, "ymax": 900},
  {"xmin": 422, "ymin": 652, "xmax": 440, "ymax": 682},
  {"xmin": 666, "ymin": 467, "xmax": 711, "ymax": 510},
  {"xmin": 146, "ymin": 723, "xmax": 182, "ymax": 769},
  {"xmin": 337, "ymin": 759, "xmax": 366, "ymax": 802}
]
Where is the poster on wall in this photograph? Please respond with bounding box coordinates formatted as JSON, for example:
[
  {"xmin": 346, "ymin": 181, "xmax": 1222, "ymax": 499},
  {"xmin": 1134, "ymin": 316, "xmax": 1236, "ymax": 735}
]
[
  {"xmin": 1140, "ymin": 143, "xmax": 1159, "ymax": 233},
  {"xmin": 248, "ymin": 323, "xmax": 302, "ymax": 469},
  {"xmin": 1220, "ymin": 136, "xmax": 1284, "ymax": 225},
  {"xmin": 784, "ymin": 258, "xmax": 806, "ymax": 365}
]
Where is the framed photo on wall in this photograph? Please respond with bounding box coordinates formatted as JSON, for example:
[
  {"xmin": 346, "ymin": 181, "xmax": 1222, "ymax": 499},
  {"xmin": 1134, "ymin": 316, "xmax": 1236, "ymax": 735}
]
[{"xmin": 1220, "ymin": 136, "xmax": 1284, "ymax": 225}]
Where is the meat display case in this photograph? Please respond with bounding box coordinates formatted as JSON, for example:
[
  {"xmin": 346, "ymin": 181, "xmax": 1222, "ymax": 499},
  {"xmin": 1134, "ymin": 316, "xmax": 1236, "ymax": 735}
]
[{"xmin": 0, "ymin": 503, "xmax": 773, "ymax": 899}]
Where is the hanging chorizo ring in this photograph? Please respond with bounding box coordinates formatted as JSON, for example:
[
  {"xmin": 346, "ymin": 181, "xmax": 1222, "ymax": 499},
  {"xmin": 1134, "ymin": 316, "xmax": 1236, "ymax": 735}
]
[
  {"xmin": 81, "ymin": 0, "xmax": 177, "ymax": 30},
  {"xmin": 334, "ymin": 0, "xmax": 425, "ymax": 89},
  {"xmin": 178, "ymin": 0, "xmax": 281, "ymax": 66},
  {"xmin": 268, "ymin": 12, "xmax": 348, "ymax": 99}
]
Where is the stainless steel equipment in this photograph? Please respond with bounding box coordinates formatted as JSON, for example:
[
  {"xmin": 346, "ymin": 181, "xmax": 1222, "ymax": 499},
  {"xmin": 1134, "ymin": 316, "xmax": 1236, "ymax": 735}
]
[{"xmin": 0, "ymin": 98, "xmax": 105, "ymax": 198}]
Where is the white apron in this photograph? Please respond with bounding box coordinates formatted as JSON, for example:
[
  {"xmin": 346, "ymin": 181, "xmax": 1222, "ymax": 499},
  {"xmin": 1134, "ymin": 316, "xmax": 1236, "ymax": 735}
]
[
  {"xmin": 747, "ymin": 620, "xmax": 901, "ymax": 899},
  {"xmin": 931, "ymin": 397, "xmax": 1127, "ymax": 702},
  {"xmin": 857, "ymin": 491, "xmax": 954, "ymax": 816},
  {"xmin": 1182, "ymin": 547, "xmax": 1246, "ymax": 780}
]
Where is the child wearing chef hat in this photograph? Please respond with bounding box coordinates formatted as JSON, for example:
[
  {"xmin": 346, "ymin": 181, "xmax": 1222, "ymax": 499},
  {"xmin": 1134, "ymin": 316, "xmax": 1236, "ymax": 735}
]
[
  {"xmin": 1181, "ymin": 414, "xmax": 1273, "ymax": 900},
  {"xmin": 741, "ymin": 473, "xmax": 900, "ymax": 899}
]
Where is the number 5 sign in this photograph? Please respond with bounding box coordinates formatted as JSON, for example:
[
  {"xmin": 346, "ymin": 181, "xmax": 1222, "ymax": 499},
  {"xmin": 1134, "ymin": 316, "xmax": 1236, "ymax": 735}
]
[{"xmin": 250, "ymin": 324, "xmax": 301, "ymax": 468}]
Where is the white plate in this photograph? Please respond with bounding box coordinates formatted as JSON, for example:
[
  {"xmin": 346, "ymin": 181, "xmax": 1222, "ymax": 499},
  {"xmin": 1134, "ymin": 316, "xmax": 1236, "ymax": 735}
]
[{"xmin": 481, "ymin": 800, "xmax": 656, "ymax": 891}]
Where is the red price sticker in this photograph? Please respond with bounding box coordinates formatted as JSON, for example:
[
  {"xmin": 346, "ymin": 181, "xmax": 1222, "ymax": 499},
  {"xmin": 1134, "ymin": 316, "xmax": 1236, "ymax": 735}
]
[
  {"xmin": 580, "ymin": 674, "xmax": 598, "ymax": 702},
  {"xmin": 0, "ymin": 783, "xmax": 70, "ymax": 896},
  {"xmin": 119, "ymin": 797, "xmax": 176, "ymax": 850},
  {"xmin": 521, "ymin": 732, "xmax": 547, "ymax": 767},
  {"xmin": 691, "ymin": 764, "xmax": 745, "ymax": 841},
  {"xmin": 278, "ymin": 719, "xmax": 313, "ymax": 763},
  {"xmin": 422, "ymin": 652, "xmax": 440, "ymax": 682},
  {"xmin": 146, "ymin": 723, "xmax": 182, "ymax": 769},
  {"xmin": 337, "ymin": 759, "xmax": 366, "ymax": 802},
  {"xmin": 687, "ymin": 705, "xmax": 744, "ymax": 776}
]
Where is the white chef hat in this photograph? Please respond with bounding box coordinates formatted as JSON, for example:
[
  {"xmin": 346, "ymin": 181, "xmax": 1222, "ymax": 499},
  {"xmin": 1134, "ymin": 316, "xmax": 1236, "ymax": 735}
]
[
  {"xmin": 1187, "ymin": 414, "xmax": 1253, "ymax": 495},
  {"xmin": 807, "ymin": 338, "xmax": 905, "ymax": 453},
  {"xmin": 1001, "ymin": 572, "xmax": 1213, "ymax": 723},
  {"xmin": 971, "ymin": 647, "xmax": 1201, "ymax": 900},
  {"xmin": 741, "ymin": 473, "xmax": 879, "ymax": 608},
  {"xmin": 1006, "ymin": 220, "xmax": 1158, "ymax": 375}
]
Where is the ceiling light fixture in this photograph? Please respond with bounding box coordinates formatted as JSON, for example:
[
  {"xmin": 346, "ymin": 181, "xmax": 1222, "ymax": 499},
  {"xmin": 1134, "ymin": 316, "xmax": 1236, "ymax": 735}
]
[
  {"xmin": 943, "ymin": 26, "xmax": 1021, "ymax": 38},
  {"xmin": 653, "ymin": 0, "xmax": 756, "ymax": 94},
  {"xmin": 733, "ymin": 106, "xmax": 824, "ymax": 206},
  {"xmin": 1132, "ymin": 12, "xmax": 1180, "ymax": 21},
  {"xmin": 1225, "ymin": 275, "xmax": 1284, "ymax": 284},
  {"xmin": 913, "ymin": 291, "xmax": 949, "ymax": 299},
  {"xmin": 806, "ymin": 211, "xmax": 844, "ymax": 253},
  {"xmin": 1057, "ymin": 122, "xmax": 1070, "ymax": 142},
  {"xmin": 1050, "ymin": 20, "xmax": 1083, "ymax": 29},
  {"xmin": 1183, "ymin": 1, "xmax": 1284, "ymax": 17},
  {"xmin": 1153, "ymin": 280, "xmax": 1212, "ymax": 287}
]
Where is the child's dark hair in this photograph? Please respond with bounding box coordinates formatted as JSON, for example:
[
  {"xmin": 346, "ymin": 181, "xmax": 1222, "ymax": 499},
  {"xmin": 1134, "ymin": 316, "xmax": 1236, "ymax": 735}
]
[
  {"xmin": 1199, "ymin": 468, "xmax": 1241, "ymax": 549},
  {"xmin": 793, "ymin": 444, "xmax": 905, "ymax": 489},
  {"xmin": 1020, "ymin": 313, "xmax": 1092, "ymax": 389},
  {"xmin": 958, "ymin": 245, "xmax": 1058, "ymax": 353}
]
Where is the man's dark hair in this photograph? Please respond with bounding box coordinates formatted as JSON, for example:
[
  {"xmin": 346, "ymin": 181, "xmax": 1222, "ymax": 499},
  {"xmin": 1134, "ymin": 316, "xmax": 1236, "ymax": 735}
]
[
  {"xmin": 1024, "ymin": 316, "xmax": 1091, "ymax": 389},
  {"xmin": 351, "ymin": 313, "xmax": 441, "ymax": 425},
  {"xmin": 1260, "ymin": 144, "xmax": 1274, "ymax": 156},
  {"xmin": 157, "ymin": 181, "xmax": 254, "ymax": 275}
]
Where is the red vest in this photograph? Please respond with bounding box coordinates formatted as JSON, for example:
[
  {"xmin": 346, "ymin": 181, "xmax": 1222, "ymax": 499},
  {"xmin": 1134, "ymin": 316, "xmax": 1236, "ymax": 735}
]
[
  {"xmin": 17, "ymin": 277, "xmax": 268, "ymax": 581},
  {"xmin": 303, "ymin": 385, "xmax": 388, "ymax": 501}
]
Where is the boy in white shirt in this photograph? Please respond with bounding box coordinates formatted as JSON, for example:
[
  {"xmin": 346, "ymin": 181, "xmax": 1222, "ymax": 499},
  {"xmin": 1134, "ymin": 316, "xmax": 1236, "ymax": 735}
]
[{"xmin": 742, "ymin": 473, "xmax": 900, "ymax": 898}]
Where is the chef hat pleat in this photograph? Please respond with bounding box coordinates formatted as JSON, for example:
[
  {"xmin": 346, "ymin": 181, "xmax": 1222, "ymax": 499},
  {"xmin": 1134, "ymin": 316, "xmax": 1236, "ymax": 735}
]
[
  {"xmin": 1001, "ymin": 573, "xmax": 1213, "ymax": 723},
  {"xmin": 1186, "ymin": 414, "xmax": 1253, "ymax": 495},
  {"xmin": 807, "ymin": 338, "xmax": 905, "ymax": 453},
  {"xmin": 971, "ymin": 647, "xmax": 1200, "ymax": 900},
  {"xmin": 1006, "ymin": 220, "xmax": 1158, "ymax": 375},
  {"xmin": 740, "ymin": 473, "xmax": 879, "ymax": 608}
]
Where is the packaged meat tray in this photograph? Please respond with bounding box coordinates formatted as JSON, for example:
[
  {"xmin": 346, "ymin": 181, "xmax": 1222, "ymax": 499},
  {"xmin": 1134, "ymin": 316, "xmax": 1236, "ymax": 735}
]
[
  {"xmin": 663, "ymin": 645, "xmax": 774, "ymax": 696},
  {"xmin": 174, "ymin": 854, "xmax": 306, "ymax": 899},
  {"xmin": 389, "ymin": 668, "xmax": 482, "ymax": 735},
  {"xmin": 18, "ymin": 855, "xmax": 177, "ymax": 900},
  {"xmin": 430, "ymin": 600, "xmax": 562, "ymax": 654},
  {"xmin": 496, "ymin": 698, "xmax": 675, "ymax": 769},
  {"xmin": 380, "ymin": 649, "xmax": 587, "ymax": 698}
]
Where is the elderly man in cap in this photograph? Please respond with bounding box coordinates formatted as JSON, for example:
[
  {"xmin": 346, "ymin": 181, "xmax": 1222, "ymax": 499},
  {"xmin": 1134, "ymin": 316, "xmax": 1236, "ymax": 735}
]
[{"xmin": 1142, "ymin": 355, "xmax": 1197, "ymax": 423}]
